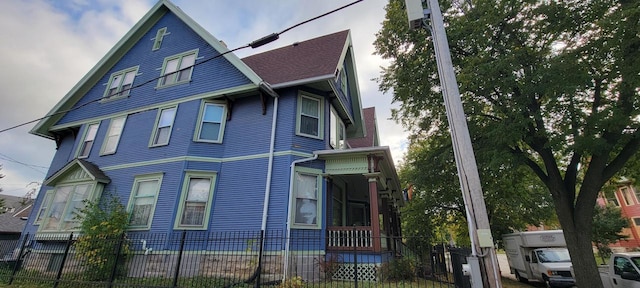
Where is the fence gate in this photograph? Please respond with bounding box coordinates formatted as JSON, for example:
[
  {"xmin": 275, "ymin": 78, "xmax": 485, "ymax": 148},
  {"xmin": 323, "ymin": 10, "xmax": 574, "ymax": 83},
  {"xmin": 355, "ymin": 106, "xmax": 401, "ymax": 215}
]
[{"xmin": 449, "ymin": 247, "xmax": 471, "ymax": 288}]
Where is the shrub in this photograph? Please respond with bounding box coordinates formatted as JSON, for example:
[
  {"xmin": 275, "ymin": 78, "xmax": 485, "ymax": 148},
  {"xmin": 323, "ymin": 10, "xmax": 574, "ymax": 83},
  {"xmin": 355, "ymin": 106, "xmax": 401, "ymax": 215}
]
[
  {"xmin": 379, "ymin": 258, "xmax": 416, "ymax": 282},
  {"xmin": 74, "ymin": 193, "xmax": 130, "ymax": 281}
]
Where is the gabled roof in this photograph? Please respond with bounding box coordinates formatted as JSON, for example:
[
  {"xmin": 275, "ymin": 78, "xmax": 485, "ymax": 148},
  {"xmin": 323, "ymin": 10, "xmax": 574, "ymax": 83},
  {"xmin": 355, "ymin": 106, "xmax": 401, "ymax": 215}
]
[
  {"xmin": 44, "ymin": 159, "xmax": 110, "ymax": 186},
  {"xmin": 242, "ymin": 30, "xmax": 349, "ymax": 87},
  {"xmin": 243, "ymin": 30, "xmax": 365, "ymax": 138},
  {"xmin": 348, "ymin": 107, "xmax": 379, "ymax": 148},
  {"xmin": 30, "ymin": 0, "xmax": 263, "ymax": 139}
]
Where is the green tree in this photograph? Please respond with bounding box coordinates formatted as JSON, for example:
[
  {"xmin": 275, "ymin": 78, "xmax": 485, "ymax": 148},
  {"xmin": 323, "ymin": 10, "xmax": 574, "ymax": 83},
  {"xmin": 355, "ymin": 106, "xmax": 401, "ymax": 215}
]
[
  {"xmin": 592, "ymin": 205, "xmax": 629, "ymax": 263},
  {"xmin": 374, "ymin": 0, "xmax": 640, "ymax": 286},
  {"xmin": 74, "ymin": 193, "xmax": 130, "ymax": 281}
]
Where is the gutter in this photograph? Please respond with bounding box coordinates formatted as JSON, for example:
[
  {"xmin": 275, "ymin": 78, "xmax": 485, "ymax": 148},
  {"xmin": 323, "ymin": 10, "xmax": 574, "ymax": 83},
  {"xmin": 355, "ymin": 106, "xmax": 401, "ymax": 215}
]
[{"xmin": 282, "ymin": 154, "xmax": 318, "ymax": 281}]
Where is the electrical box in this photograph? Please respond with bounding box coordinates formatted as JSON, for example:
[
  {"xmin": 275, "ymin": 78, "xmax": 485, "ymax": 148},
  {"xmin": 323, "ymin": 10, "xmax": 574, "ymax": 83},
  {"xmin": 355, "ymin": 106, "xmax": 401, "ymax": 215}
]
[
  {"xmin": 405, "ymin": 0, "xmax": 424, "ymax": 30},
  {"xmin": 477, "ymin": 229, "xmax": 494, "ymax": 248}
]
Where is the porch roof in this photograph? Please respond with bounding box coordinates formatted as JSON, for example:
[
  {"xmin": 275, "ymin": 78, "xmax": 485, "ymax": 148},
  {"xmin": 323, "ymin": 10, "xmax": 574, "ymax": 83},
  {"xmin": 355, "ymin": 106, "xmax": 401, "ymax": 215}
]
[{"xmin": 314, "ymin": 146, "xmax": 404, "ymax": 206}]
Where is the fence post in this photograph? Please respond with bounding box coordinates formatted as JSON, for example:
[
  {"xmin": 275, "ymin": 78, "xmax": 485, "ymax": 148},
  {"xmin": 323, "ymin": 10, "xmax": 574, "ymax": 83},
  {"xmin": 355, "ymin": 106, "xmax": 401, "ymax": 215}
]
[
  {"xmin": 254, "ymin": 230, "xmax": 264, "ymax": 288},
  {"xmin": 53, "ymin": 233, "xmax": 75, "ymax": 288},
  {"xmin": 9, "ymin": 233, "xmax": 30, "ymax": 285},
  {"xmin": 352, "ymin": 226, "xmax": 358, "ymax": 288},
  {"xmin": 107, "ymin": 233, "xmax": 126, "ymax": 288},
  {"xmin": 172, "ymin": 231, "xmax": 187, "ymax": 288}
]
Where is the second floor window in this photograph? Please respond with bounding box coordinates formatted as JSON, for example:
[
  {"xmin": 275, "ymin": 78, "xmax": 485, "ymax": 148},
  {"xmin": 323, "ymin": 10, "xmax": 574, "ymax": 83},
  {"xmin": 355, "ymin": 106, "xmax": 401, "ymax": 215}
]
[
  {"xmin": 330, "ymin": 107, "xmax": 346, "ymax": 149},
  {"xmin": 105, "ymin": 67, "xmax": 137, "ymax": 99},
  {"xmin": 101, "ymin": 116, "xmax": 126, "ymax": 155},
  {"xmin": 159, "ymin": 50, "xmax": 197, "ymax": 87},
  {"xmin": 297, "ymin": 94, "xmax": 323, "ymax": 139},
  {"xmin": 195, "ymin": 102, "xmax": 226, "ymax": 143},
  {"xmin": 151, "ymin": 107, "xmax": 177, "ymax": 146},
  {"xmin": 78, "ymin": 123, "xmax": 99, "ymax": 158}
]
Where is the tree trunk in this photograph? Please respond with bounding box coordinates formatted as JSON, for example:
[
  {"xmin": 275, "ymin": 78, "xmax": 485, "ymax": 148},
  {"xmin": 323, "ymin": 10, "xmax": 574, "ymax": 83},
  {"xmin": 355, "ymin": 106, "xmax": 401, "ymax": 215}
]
[{"xmin": 554, "ymin": 187, "xmax": 604, "ymax": 288}]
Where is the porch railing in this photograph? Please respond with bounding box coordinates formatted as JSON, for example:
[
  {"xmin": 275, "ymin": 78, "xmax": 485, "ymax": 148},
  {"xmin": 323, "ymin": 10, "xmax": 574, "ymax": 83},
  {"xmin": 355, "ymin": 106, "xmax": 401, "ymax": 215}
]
[{"xmin": 326, "ymin": 226, "xmax": 373, "ymax": 251}]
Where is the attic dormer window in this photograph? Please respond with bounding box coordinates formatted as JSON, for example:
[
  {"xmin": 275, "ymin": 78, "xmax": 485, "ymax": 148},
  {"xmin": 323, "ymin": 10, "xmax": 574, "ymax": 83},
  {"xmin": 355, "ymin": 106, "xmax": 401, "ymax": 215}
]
[
  {"xmin": 158, "ymin": 50, "xmax": 198, "ymax": 88},
  {"xmin": 152, "ymin": 27, "xmax": 168, "ymax": 51},
  {"xmin": 103, "ymin": 66, "xmax": 138, "ymax": 100}
]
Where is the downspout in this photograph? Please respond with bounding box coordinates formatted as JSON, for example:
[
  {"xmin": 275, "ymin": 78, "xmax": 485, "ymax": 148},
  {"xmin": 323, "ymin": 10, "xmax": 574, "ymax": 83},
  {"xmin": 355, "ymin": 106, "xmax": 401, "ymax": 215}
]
[{"xmin": 283, "ymin": 154, "xmax": 318, "ymax": 281}]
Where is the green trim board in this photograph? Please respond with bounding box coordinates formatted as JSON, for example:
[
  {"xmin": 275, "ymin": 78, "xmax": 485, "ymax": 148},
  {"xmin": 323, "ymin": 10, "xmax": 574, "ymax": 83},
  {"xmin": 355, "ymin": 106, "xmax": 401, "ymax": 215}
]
[
  {"xmin": 127, "ymin": 173, "xmax": 163, "ymax": 230},
  {"xmin": 100, "ymin": 150, "xmax": 313, "ymax": 171},
  {"xmin": 49, "ymin": 84, "xmax": 256, "ymax": 132},
  {"xmin": 30, "ymin": 0, "xmax": 264, "ymax": 139},
  {"xmin": 174, "ymin": 171, "xmax": 217, "ymax": 230},
  {"xmin": 193, "ymin": 100, "xmax": 227, "ymax": 143}
]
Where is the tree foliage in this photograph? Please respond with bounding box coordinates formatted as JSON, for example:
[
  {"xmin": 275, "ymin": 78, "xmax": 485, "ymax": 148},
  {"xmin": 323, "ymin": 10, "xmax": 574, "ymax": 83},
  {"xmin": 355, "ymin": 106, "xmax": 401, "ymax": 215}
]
[
  {"xmin": 374, "ymin": 0, "xmax": 640, "ymax": 286},
  {"xmin": 592, "ymin": 205, "xmax": 629, "ymax": 263},
  {"xmin": 74, "ymin": 193, "xmax": 130, "ymax": 281}
]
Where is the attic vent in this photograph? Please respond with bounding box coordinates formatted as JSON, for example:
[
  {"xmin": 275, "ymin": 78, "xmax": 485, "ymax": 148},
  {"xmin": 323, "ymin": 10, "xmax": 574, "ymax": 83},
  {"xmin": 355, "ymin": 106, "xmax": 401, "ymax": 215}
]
[{"xmin": 220, "ymin": 40, "xmax": 227, "ymax": 48}]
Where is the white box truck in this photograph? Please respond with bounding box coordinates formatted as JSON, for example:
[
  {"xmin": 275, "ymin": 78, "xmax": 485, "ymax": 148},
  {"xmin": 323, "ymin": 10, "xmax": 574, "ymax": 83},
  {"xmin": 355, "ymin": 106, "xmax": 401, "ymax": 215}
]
[{"xmin": 503, "ymin": 230, "xmax": 575, "ymax": 287}]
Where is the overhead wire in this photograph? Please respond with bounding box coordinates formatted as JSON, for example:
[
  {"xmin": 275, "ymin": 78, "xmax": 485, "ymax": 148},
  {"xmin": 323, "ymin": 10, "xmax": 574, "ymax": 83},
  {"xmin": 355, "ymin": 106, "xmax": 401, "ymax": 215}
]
[{"xmin": 0, "ymin": 0, "xmax": 364, "ymax": 135}]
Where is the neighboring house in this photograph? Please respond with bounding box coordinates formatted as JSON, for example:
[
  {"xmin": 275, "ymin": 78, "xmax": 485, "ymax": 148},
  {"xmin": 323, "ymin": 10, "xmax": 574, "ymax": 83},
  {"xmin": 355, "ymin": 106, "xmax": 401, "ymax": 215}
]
[
  {"xmin": 597, "ymin": 180, "xmax": 640, "ymax": 250},
  {"xmin": 0, "ymin": 195, "xmax": 32, "ymax": 240},
  {"xmin": 24, "ymin": 0, "xmax": 403, "ymax": 280}
]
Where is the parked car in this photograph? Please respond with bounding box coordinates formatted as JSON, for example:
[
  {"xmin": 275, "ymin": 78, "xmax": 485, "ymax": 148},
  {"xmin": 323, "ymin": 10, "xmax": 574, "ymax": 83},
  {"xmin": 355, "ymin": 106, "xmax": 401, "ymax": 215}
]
[{"xmin": 598, "ymin": 252, "xmax": 640, "ymax": 288}]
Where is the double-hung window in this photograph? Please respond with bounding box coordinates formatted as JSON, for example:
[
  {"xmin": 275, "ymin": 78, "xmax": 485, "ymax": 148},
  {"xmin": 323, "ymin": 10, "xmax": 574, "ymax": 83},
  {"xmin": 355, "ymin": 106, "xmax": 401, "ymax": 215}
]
[
  {"xmin": 159, "ymin": 50, "xmax": 197, "ymax": 87},
  {"xmin": 101, "ymin": 116, "xmax": 126, "ymax": 155},
  {"xmin": 78, "ymin": 123, "xmax": 99, "ymax": 158},
  {"xmin": 104, "ymin": 67, "xmax": 137, "ymax": 99},
  {"xmin": 34, "ymin": 190, "xmax": 54, "ymax": 225},
  {"xmin": 175, "ymin": 171, "xmax": 216, "ymax": 230},
  {"xmin": 330, "ymin": 107, "xmax": 346, "ymax": 149},
  {"xmin": 152, "ymin": 27, "xmax": 167, "ymax": 51},
  {"xmin": 292, "ymin": 167, "xmax": 322, "ymax": 228},
  {"xmin": 297, "ymin": 94, "xmax": 323, "ymax": 139},
  {"xmin": 151, "ymin": 107, "xmax": 177, "ymax": 146},
  {"xmin": 195, "ymin": 102, "xmax": 226, "ymax": 142},
  {"xmin": 128, "ymin": 174, "xmax": 162, "ymax": 230}
]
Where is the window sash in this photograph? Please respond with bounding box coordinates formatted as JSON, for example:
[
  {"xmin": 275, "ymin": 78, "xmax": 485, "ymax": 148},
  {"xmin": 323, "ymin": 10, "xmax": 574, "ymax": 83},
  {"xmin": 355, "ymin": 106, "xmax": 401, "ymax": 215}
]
[
  {"xmin": 161, "ymin": 52, "xmax": 196, "ymax": 86},
  {"xmin": 79, "ymin": 123, "xmax": 99, "ymax": 158},
  {"xmin": 298, "ymin": 96, "xmax": 321, "ymax": 137},
  {"xmin": 42, "ymin": 184, "xmax": 93, "ymax": 231},
  {"xmin": 129, "ymin": 179, "xmax": 159, "ymax": 228},
  {"xmin": 106, "ymin": 69, "xmax": 137, "ymax": 98},
  {"xmin": 102, "ymin": 116, "xmax": 126, "ymax": 154},
  {"xmin": 294, "ymin": 173, "xmax": 318, "ymax": 225},
  {"xmin": 176, "ymin": 174, "xmax": 214, "ymax": 229},
  {"xmin": 152, "ymin": 108, "xmax": 176, "ymax": 146},
  {"xmin": 198, "ymin": 103, "xmax": 225, "ymax": 141}
]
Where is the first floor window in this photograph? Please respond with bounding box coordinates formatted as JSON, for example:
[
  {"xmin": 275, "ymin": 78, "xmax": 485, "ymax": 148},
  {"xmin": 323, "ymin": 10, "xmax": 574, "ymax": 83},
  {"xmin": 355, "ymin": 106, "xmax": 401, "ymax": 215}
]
[
  {"xmin": 34, "ymin": 190, "xmax": 54, "ymax": 225},
  {"xmin": 292, "ymin": 167, "xmax": 322, "ymax": 228},
  {"xmin": 151, "ymin": 107, "xmax": 177, "ymax": 146},
  {"xmin": 128, "ymin": 174, "xmax": 162, "ymax": 229},
  {"xmin": 297, "ymin": 94, "xmax": 322, "ymax": 138},
  {"xmin": 78, "ymin": 123, "xmax": 99, "ymax": 158},
  {"xmin": 195, "ymin": 102, "xmax": 226, "ymax": 142},
  {"xmin": 175, "ymin": 172, "xmax": 216, "ymax": 229},
  {"xmin": 42, "ymin": 183, "xmax": 94, "ymax": 231}
]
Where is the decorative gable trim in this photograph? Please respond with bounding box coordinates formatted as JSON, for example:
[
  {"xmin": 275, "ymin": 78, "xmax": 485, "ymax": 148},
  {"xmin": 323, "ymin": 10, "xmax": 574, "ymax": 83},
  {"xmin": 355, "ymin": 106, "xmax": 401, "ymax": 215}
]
[{"xmin": 44, "ymin": 159, "xmax": 110, "ymax": 186}]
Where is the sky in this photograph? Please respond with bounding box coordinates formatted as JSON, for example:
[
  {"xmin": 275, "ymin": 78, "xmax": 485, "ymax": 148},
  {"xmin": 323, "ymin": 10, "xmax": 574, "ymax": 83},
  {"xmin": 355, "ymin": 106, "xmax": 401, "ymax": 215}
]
[{"xmin": 0, "ymin": 0, "xmax": 408, "ymax": 198}]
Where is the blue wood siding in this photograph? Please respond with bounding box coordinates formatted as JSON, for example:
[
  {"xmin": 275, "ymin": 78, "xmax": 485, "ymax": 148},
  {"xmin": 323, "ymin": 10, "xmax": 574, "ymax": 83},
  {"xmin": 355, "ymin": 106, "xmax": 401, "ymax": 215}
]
[{"xmin": 56, "ymin": 11, "xmax": 252, "ymax": 126}]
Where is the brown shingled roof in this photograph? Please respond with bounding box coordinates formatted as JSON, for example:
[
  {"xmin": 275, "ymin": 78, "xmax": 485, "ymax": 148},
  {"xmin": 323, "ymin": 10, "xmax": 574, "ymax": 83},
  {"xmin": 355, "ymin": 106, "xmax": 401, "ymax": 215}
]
[
  {"xmin": 242, "ymin": 30, "xmax": 349, "ymax": 86},
  {"xmin": 348, "ymin": 107, "xmax": 377, "ymax": 148}
]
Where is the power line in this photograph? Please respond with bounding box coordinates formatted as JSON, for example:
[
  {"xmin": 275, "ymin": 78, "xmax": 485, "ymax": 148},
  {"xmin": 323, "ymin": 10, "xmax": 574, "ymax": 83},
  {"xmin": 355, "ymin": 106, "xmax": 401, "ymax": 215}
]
[
  {"xmin": 0, "ymin": 153, "xmax": 47, "ymax": 174},
  {"xmin": 0, "ymin": 0, "xmax": 363, "ymax": 135}
]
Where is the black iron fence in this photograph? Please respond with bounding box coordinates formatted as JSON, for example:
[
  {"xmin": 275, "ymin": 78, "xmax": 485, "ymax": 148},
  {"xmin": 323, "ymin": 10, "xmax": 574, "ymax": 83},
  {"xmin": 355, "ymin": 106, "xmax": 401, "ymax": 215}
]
[{"xmin": 0, "ymin": 230, "xmax": 458, "ymax": 287}]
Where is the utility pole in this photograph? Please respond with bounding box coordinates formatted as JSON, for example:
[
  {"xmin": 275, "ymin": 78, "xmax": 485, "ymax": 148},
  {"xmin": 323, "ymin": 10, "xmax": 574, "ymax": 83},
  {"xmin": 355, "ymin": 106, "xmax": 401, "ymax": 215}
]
[{"xmin": 405, "ymin": 0, "xmax": 502, "ymax": 287}]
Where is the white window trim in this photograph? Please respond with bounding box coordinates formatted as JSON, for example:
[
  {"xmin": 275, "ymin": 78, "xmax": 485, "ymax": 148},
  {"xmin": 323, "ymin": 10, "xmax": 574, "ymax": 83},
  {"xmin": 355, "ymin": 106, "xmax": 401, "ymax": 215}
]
[
  {"xmin": 149, "ymin": 106, "xmax": 177, "ymax": 147},
  {"xmin": 296, "ymin": 93, "xmax": 324, "ymax": 139},
  {"xmin": 156, "ymin": 49, "xmax": 198, "ymax": 88},
  {"xmin": 193, "ymin": 101, "xmax": 227, "ymax": 143},
  {"xmin": 100, "ymin": 116, "xmax": 127, "ymax": 155},
  {"xmin": 291, "ymin": 166, "xmax": 323, "ymax": 229},
  {"xmin": 127, "ymin": 173, "xmax": 163, "ymax": 230},
  {"xmin": 77, "ymin": 122, "xmax": 100, "ymax": 158}
]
